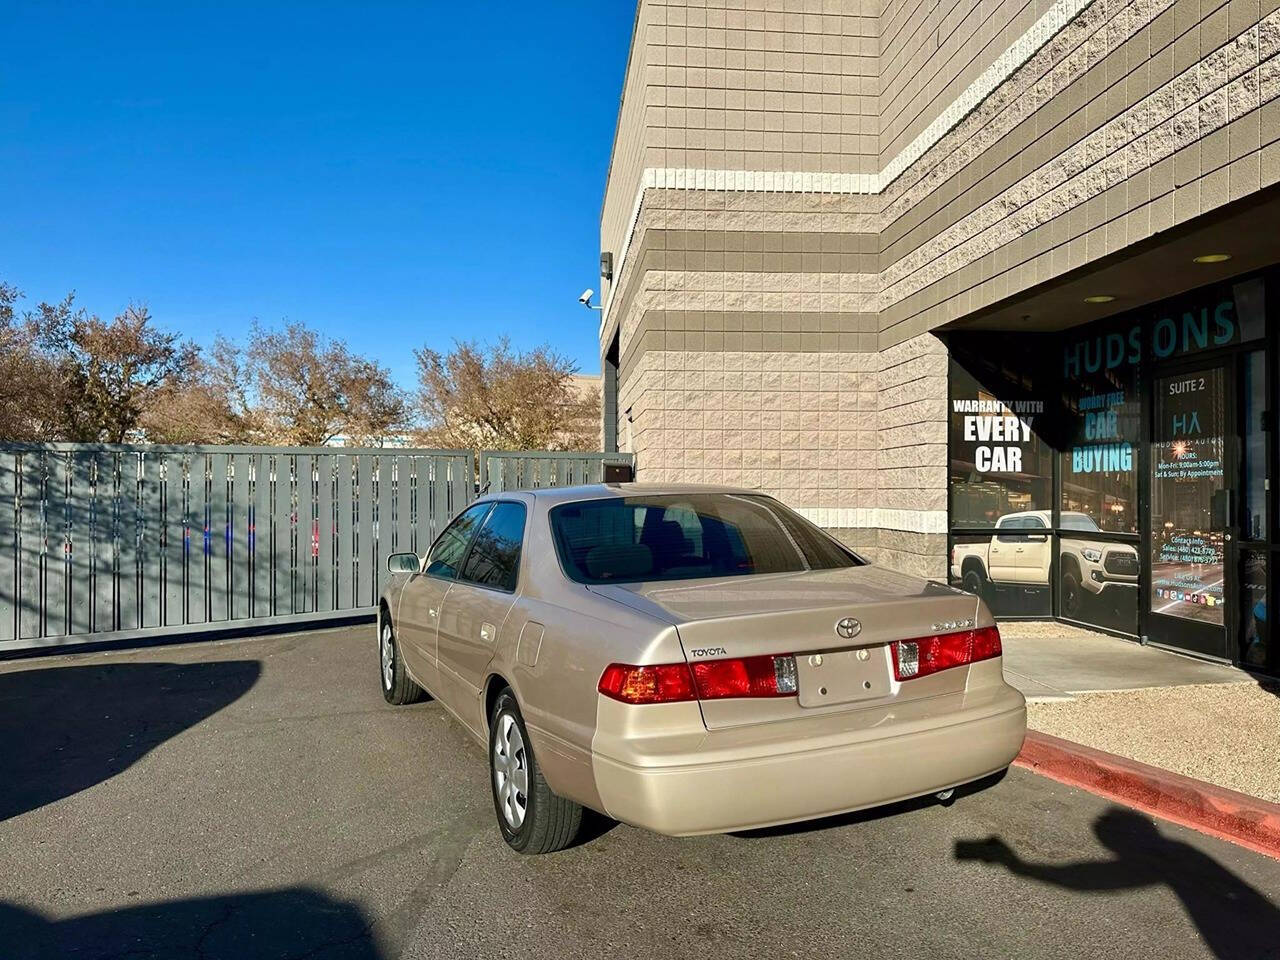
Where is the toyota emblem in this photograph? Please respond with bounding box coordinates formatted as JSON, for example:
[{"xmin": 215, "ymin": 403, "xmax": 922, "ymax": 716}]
[{"xmin": 835, "ymin": 617, "xmax": 861, "ymax": 639}]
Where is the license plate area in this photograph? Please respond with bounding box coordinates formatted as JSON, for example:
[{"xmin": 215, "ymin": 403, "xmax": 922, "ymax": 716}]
[{"xmin": 795, "ymin": 646, "xmax": 892, "ymax": 707}]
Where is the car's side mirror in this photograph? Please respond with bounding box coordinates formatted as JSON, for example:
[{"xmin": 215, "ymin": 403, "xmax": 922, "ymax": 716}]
[{"xmin": 387, "ymin": 553, "xmax": 422, "ymax": 575}]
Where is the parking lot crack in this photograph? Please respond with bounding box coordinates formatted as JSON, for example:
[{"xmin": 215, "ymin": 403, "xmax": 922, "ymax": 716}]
[
  {"xmin": 192, "ymin": 901, "xmax": 238, "ymax": 960},
  {"xmin": 321, "ymin": 813, "xmax": 485, "ymax": 960}
]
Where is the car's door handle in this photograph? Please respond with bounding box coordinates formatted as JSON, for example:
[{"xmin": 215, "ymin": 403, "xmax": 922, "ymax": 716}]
[
  {"xmin": 429, "ymin": 607, "xmax": 438, "ymax": 619},
  {"xmin": 480, "ymin": 622, "xmax": 496, "ymax": 644}
]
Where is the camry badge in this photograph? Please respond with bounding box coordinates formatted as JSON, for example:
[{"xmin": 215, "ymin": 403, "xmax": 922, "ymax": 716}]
[{"xmin": 836, "ymin": 617, "xmax": 861, "ymax": 639}]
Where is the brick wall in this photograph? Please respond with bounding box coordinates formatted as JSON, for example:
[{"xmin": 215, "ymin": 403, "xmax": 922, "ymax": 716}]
[{"xmin": 600, "ymin": 0, "xmax": 1280, "ymax": 577}]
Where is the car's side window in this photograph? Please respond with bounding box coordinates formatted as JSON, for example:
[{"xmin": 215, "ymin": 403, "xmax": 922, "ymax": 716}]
[
  {"xmin": 458, "ymin": 501, "xmax": 526, "ymax": 592},
  {"xmin": 995, "ymin": 517, "xmax": 1029, "ymax": 543},
  {"xmin": 424, "ymin": 503, "xmax": 492, "ymax": 581},
  {"xmin": 1022, "ymin": 515, "xmax": 1048, "ymax": 540}
]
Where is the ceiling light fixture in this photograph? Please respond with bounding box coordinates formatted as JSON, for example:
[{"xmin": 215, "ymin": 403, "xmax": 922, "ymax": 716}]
[
  {"xmin": 1083, "ymin": 295, "xmax": 1116, "ymax": 303},
  {"xmin": 1192, "ymin": 253, "xmax": 1231, "ymax": 264}
]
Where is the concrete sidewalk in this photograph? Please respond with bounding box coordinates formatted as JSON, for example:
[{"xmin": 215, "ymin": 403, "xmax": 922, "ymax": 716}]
[
  {"xmin": 998, "ymin": 620, "xmax": 1249, "ymax": 701},
  {"xmin": 996, "ymin": 620, "xmax": 1280, "ymax": 809}
]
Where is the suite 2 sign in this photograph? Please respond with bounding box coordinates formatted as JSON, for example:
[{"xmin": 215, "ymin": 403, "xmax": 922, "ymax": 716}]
[{"xmin": 952, "ymin": 399, "xmax": 1042, "ymax": 473}]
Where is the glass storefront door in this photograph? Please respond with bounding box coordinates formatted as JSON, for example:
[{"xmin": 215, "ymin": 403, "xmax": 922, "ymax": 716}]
[
  {"xmin": 1237, "ymin": 350, "xmax": 1270, "ymax": 669},
  {"xmin": 948, "ymin": 270, "xmax": 1274, "ymax": 675},
  {"xmin": 1148, "ymin": 363, "xmax": 1234, "ymax": 659}
]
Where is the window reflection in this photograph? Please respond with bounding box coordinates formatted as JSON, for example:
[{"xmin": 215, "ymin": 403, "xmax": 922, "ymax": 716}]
[
  {"xmin": 1149, "ymin": 368, "xmax": 1227, "ymax": 626},
  {"xmin": 1242, "ymin": 351, "xmax": 1266, "ymax": 541},
  {"xmin": 949, "ymin": 528, "xmax": 1052, "ymax": 618},
  {"xmin": 1059, "ymin": 317, "xmax": 1140, "ymax": 533},
  {"xmin": 425, "ymin": 503, "xmax": 490, "ymax": 580},
  {"xmin": 1240, "ymin": 552, "xmax": 1268, "ymax": 668},
  {"xmin": 460, "ymin": 502, "xmax": 526, "ymax": 592},
  {"xmin": 948, "ymin": 363, "xmax": 1052, "ymax": 528},
  {"xmin": 1058, "ymin": 534, "xmax": 1140, "ymax": 634}
]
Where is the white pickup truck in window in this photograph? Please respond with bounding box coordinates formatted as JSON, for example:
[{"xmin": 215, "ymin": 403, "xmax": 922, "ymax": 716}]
[{"xmin": 950, "ymin": 511, "xmax": 1139, "ymax": 617}]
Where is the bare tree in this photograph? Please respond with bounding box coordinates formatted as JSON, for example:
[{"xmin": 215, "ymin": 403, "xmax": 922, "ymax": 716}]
[
  {"xmin": 414, "ymin": 337, "xmax": 600, "ymax": 452},
  {"xmin": 138, "ymin": 346, "xmax": 252, "ymax": 444},
  {"xmin": 0, "ymin": 284, "xmax": 415, "ymax": 448},
  {"xmin": 232, "ymin": 321, "xmax": 409, "ymax": 446},
  {"xmin": 0, "ymin": 282, "xmax": 60, "ymax": 441},
  {"xmin": 0, "ymin": 288, "xmax": 198, "ymax": 443},
  {"xmin": 28, "ymin": 297, "xmax": 199, "ymax": 444}
]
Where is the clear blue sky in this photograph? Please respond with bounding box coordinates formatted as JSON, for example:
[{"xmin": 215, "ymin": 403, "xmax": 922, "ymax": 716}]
[{"xmin": 1, "ymin": 2, "xmax": 633, "ymax": 385}]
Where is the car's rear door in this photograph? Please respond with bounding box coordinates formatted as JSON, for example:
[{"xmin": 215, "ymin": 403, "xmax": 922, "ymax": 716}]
[{"xmin": 436, "ymin": 499, "xmax": 527, "ymax": 736}]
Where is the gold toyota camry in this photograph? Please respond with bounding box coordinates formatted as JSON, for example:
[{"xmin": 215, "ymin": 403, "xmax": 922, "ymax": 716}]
[{"xmin": 377, "ymin": 484, "xmax": 1026, "ymax": 854}]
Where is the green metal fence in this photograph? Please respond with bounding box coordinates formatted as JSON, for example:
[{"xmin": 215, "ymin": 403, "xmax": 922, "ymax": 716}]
[
  {"xmin": 480, "ymin": 450, "xmax": 635, "ymax": 493},
  {"xmin": 0, "ymin": 444, "xmax": 634, "ymax": 653},
  {"xmin": 0, "ymin": 444, "xmax": 472, "ymax": 652}
]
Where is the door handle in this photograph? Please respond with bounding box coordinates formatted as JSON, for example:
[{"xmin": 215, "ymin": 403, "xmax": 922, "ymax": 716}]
[
  {"xmin": 480, "ymin": 622, "xmax": 496, "ymax": 643},
  {"xmin": 429, "ymin": 607, "xmax": 438, "ymax": 618}
]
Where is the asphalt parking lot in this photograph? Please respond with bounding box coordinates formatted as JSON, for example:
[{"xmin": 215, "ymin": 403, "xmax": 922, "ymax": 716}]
[{"xmin": 2, "ymin": 627, "xmax": 1278, "ymax": 960}]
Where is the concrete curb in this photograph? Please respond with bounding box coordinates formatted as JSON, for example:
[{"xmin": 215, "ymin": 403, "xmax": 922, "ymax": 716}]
[{"xmin": 1014, "ymin": 730, "xmax": 1280, "ymax": 861}]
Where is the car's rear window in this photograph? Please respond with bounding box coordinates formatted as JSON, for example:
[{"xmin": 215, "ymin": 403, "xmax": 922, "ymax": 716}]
[{"xmin": 548, "ymin": 493, "xmax": 861, "ymax": 585}]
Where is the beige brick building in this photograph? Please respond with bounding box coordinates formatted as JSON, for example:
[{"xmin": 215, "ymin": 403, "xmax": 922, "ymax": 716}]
[{"xmin": 597, "ymin": 0, "xmax": 1280, "ymax": 673}]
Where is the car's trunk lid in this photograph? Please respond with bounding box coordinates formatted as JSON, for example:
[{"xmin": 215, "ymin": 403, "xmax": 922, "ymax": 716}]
[{"xmin": 588, "ymin": 566, "xmax": 986, "ymax": 730}]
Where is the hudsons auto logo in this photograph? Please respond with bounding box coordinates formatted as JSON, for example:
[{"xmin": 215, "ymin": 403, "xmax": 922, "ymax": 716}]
[{"xmin": 835, "ymin": 617, "xmax": 861, "ymax": 639}]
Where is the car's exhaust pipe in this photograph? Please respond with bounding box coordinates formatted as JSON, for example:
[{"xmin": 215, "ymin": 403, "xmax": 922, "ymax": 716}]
[{"xmin": 935, "ymin": 789, "xmax": 955, "ymax": 802}]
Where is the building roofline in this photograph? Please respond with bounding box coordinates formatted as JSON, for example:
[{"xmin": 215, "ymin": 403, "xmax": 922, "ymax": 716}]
[{"xmin": 598, "ymin": 1, "xmax": 645, "ymax": 228}]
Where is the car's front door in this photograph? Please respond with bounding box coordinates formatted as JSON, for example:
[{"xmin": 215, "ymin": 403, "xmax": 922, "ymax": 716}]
[
  {"xmin": 397, "ymin": 502, "xmax": 492, "ymax": 689},
  {"xmin": 436, "ymin": 500, "xmax": 527, "ymax": 736},
  {"xmin": 988, "ymin": 520, "xmax": 1022, "ymax": 582}
]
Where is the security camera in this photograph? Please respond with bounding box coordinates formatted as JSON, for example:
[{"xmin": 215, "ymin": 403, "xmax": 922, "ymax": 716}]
[{"xmin": 578, "ymin": 289, "xmax": 595, "ymax": 306}]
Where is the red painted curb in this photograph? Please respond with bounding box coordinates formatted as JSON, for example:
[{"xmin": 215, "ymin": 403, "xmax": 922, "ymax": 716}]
[{"xmin": 1014, "ymin": 730, "xmax": 1280, "ymax": 861}]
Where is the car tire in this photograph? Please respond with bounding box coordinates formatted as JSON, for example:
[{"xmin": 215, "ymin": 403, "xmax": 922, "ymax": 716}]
[
  {"xmin": 489, "ymin": 688, "xmax": 582, "ymax": 854},
  {"xmin": 962, "ymin": 567, "xmax": 988, "ymax": 601},
  {"xmin": 379, "ymin": 614, "xmax": 425, "ymax": 705},
  {"xmin": 1061, "ymin": 571, "xmax": 1083, "ymax": 618}
]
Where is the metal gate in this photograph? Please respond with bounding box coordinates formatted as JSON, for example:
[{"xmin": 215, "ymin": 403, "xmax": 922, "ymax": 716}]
[
  {"xmin": 0, "ymin": 445, "xmax": 472, "ymax": 652},
  {"xmin": 480, "ymin": 451, "xmax": 635, "ymax": 493},
  {"xmin": 1, "ymin": 445, "xmax": 636, "ymax": 653}
]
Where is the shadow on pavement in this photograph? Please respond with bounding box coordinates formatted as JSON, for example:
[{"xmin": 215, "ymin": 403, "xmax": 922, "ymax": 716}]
[
  {"xmin": 956, "ymin": 808, "xmax": 1280, "ymax": 960},
  {"xmin": 0, "ymin": 659, "xmax": 261, "ymax": 822},
  {"xmin": 569, "ymin": 809, "xmax": 621, "ymax": 848},
  {"xmin": 0, "ymin": 887, "xmax": 382, "ymax": 960},
  {"xmin": 731, "ymin": 769, "xmax": 1009, "ymax": 839}
]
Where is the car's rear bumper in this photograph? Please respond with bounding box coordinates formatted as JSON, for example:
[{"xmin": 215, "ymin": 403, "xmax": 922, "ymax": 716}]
[{"xmin": 592, "ymin": 684, "xmax": 1027, "ymax": 836}]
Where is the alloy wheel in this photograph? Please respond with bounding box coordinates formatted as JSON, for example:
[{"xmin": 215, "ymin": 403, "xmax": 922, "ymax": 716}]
[
  {"xmin": 493, "ymin": 713, "xmax": 529, "ymax": 829},
  {"xmin": 380, "ymin": 622, "xmax": 395, "ymax": 690},
  {"xmin": 1063, "ymin": 576, "xmax": 1082, "ymax": 617}
]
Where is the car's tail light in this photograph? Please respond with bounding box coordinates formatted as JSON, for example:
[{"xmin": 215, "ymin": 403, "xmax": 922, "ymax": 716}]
[
  {"xmin": 598, "ymin": 654, "xmax": 798, "ymax": 704},
  {"xmin": 597, "ymin": 663, "xmax": 697, "ymax": 704},
  {"xmin": 891, "ymin": 626, "xmax": 1001, "ymax": 681}
]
